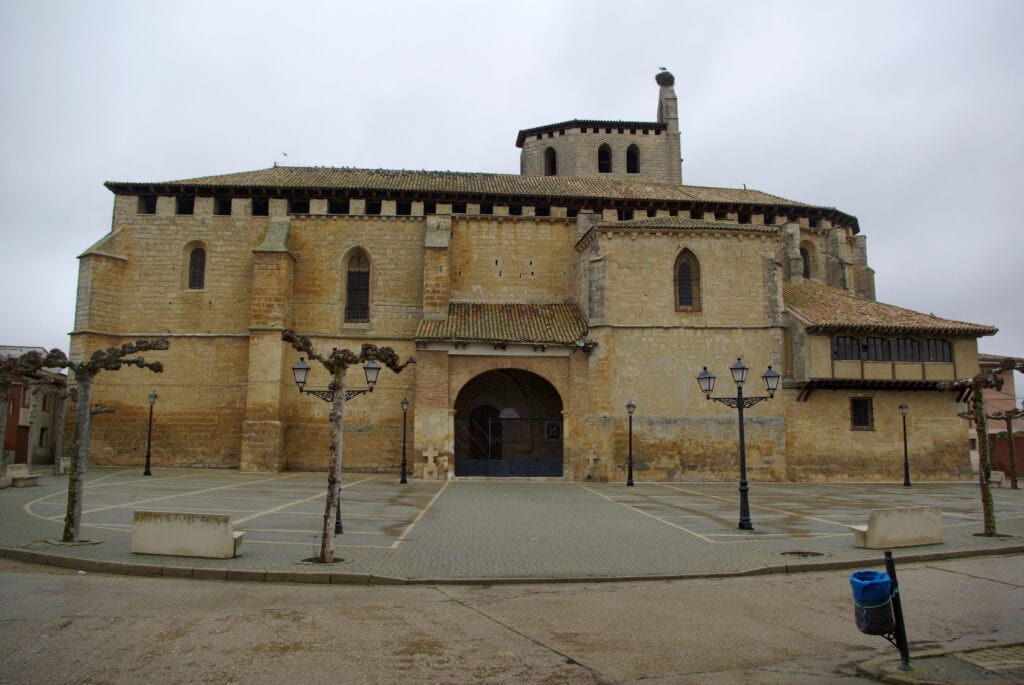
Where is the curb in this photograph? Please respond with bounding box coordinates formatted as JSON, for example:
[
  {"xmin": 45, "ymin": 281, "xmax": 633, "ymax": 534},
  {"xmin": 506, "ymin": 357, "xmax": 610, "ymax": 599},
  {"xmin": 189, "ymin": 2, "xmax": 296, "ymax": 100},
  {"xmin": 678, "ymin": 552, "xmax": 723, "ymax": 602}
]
[{"xmin": 3, "ymin": 543, "xmax": 1024, "ymax": 586}]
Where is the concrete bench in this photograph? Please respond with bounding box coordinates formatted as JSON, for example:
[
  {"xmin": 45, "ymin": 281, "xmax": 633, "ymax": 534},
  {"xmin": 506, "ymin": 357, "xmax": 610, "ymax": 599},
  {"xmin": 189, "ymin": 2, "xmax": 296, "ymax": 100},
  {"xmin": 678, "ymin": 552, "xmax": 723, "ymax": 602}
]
[
  {"xmin": 3, "ymin": 463, "xmax": 40, "ymax": 487},
  {"xmin": 131, "ymin": 511, "xmax": 244, "ymax": 559},
  {"xmin": 850, "ymin": 506, "xmax": 943, "ymax": 549}
]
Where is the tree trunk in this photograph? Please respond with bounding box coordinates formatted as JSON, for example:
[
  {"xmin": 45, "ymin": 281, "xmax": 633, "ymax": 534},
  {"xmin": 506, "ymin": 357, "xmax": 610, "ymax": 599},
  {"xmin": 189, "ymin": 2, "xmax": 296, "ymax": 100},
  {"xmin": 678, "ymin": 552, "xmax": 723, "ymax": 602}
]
[
  {"xmin": 25, "ymin": 390, "xmax": 40, "ymax": 472},
  {"xmin": 63, "ymin": 375, "xmax": 93, "ymax": 542},
  {"xmin": 52, "ymin": 392, "xmax": 68, "ymax": 476},
  {"xmin": 973, "ymin": 396, "xmax": 996, "ymax": 536},
  {"xmin": 319, "ymin": 371, "xmax": 347, "ymax": 563},
  {"xmin": 1007, "ymin": 417, "xmax": 1019, "ymax": 490},
  {"xmin": 0, "ymin": 385, "xmax": 9, "ymax": 466}
]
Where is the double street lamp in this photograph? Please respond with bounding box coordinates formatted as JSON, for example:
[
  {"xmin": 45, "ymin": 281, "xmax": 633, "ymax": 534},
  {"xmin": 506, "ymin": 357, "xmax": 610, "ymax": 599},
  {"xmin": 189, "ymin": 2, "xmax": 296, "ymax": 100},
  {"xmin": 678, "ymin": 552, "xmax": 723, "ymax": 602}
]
[
  {"xmin": 626, "ymin": 400, "xmax": 636, "ymax": 486},
  {"xmin": 696, "ymin": 358, "xmax": 781, "ymax": 531},
  {"xmin": 899, "ymin": 403, "xmax": 911, "ymax": 487},
  {"xmin": 291, "ymin": 356, "xmax": 380, "ymax": 534},
  {"xmin": 143, "ymin": 391, "xmax": 157, "ymax": 476}
]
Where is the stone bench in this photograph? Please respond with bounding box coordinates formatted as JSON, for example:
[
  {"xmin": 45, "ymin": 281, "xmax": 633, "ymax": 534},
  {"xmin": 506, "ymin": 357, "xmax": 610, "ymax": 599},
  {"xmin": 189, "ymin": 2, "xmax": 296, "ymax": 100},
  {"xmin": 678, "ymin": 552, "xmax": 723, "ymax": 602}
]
[
  {"xmin": 131, "ymin": 511, "xmax": 244, "ymax": 559},
  {"xmin": 4, "ymin": 463, "xmax": 40, "ymax": 487},
  {"xmin": 850, "ymin": 506, "xmax": 943, "ymax": 549}
]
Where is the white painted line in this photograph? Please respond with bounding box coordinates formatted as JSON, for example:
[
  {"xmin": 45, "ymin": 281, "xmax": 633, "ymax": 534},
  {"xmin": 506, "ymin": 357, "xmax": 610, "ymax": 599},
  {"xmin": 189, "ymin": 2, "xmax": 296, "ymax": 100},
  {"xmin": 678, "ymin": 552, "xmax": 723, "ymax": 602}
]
[
  {"xmin": 577, "ymin": 484, "xmax": 717, "ymax": 543},
  {"xmin": 391, "ymin": 481, "xmax": 449, "ymax": 549}
]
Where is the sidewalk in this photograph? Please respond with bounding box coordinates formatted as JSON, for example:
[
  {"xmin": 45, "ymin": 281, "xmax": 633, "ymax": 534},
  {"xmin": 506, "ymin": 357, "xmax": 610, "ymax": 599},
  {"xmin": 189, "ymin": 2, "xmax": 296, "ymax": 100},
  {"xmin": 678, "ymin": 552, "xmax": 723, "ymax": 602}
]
[
  {"xmin": 859, "ymin": 642, "xmax": 1024, "ymax": 684},
  {"xmin": 2, "ymin": 467, "xmax": 1021, "ymax": 583}
]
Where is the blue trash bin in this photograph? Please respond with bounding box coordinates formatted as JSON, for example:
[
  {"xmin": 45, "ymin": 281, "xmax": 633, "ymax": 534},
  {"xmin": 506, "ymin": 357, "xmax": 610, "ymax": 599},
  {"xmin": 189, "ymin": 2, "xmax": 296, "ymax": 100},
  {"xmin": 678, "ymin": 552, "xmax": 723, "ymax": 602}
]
[{"xmin": 850, "ymin": 570, "xmax": 894, "ymax": 635}]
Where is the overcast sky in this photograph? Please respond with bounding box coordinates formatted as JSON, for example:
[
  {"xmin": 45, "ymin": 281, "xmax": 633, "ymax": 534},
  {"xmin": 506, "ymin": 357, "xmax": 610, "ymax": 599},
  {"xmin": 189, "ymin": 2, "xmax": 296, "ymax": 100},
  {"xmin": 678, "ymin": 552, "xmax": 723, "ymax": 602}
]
[{"xmin": 1, "ymin": 0, "xmax": 1021, "ymax": 401}]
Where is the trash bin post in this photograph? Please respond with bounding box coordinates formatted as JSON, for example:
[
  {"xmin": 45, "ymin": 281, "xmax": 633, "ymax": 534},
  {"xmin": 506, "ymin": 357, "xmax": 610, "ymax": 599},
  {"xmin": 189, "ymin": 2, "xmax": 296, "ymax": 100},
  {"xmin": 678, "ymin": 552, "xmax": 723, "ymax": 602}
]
[{"xmin": 884, "ymin": 550, "xmax": 912, "ymax": 671}]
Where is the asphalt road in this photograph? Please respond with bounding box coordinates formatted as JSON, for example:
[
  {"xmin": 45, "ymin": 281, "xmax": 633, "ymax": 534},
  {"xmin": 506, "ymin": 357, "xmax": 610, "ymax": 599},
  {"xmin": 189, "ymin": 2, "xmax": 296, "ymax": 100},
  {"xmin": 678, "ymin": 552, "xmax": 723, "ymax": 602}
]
[{"xmin": 1, "ymin": 554, "xmax": 1021, "ymax": 684}]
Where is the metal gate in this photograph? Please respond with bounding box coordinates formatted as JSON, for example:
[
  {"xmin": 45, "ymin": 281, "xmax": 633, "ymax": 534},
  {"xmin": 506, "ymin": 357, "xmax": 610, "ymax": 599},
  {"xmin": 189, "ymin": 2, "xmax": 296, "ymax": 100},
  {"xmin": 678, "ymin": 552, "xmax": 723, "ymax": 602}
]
[{"xmin": 454, "ymin": 417, "xmax": 563, "ymax": 477}]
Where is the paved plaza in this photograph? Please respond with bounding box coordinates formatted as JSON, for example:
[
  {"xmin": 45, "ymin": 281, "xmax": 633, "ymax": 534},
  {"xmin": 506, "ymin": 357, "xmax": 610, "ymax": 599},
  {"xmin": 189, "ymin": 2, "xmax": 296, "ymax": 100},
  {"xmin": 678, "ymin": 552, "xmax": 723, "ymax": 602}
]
[{"xmin": 1, "ymin": 467, "xmax": 1022, "ymax": 582}]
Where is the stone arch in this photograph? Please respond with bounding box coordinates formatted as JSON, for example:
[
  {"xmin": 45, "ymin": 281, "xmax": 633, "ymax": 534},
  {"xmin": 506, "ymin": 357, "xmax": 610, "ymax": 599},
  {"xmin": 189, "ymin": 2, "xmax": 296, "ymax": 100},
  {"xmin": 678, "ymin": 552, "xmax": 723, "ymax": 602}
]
[
  {"xmin": 799, "ymin": 240, "xmax": 817, "ymax": 280},
  {"xmin": 597, "ymin": 143, "xmax": 613, "ymax": 173},
  {"xmin": 452, "ymin": 368, "xmax": 564, "ymax": 476},
  {"xmin": 626, "ymin": 144, "xmax": 640, "ymax": 173},
  {"xmin": 543, "ymin": 147, "xmax": 557, "ymax": 176}
]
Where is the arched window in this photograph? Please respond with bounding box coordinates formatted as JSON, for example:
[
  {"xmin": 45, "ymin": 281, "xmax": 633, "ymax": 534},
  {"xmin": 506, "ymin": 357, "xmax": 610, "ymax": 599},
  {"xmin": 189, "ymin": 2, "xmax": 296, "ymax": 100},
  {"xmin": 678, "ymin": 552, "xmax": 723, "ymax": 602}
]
[
  {"xmin": 799, "ymin": 241, "xmax": 817, "ymax": 280},
  {"xmin": 543, "ymin": 147, "xmax": 557, "ymax": 176},
  {"xmin": 800, "ymin": 247, "xmax": 811, "ymax": 279},
  {"xmin": 345, "ymin": 250, "xmax": 370, "ymax": 322},
  {"xmin": 188, "ymin": 247, "xmax": 206, "ymax": 290},
  {"xmin": 598, "ymin": 144, "xmax": 612, "ymax": 173},
  {"xmin": 674, "ymin": 249, "xmax": 701, "ymax": 311},
  {"xmin": 626, "ymin": 144, "xmax": 640, "ymax": 173}
]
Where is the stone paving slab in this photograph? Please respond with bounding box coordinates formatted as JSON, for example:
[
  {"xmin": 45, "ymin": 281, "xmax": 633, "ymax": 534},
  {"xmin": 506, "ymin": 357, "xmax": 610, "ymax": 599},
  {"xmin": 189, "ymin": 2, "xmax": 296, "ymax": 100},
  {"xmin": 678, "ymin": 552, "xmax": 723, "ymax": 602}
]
[{"xmin": 1, "ymin": 467, "xmax": 1022, "ymax": 584}]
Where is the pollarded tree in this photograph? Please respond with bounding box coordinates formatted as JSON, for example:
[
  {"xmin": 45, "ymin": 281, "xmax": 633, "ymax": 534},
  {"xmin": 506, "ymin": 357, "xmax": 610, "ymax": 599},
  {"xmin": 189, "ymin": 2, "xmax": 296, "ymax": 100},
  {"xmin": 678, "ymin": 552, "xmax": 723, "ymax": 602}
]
[
  {"xmin": 46, "ymin": 340, "xmax": 169, "ymax": 542},
  {"xmin": 939, "ymin": 356, "xmax": 1024, "ymax": 536},
  {"xmin": 282, "ymin": 330, "xmax": 413, "ymax": 563}
]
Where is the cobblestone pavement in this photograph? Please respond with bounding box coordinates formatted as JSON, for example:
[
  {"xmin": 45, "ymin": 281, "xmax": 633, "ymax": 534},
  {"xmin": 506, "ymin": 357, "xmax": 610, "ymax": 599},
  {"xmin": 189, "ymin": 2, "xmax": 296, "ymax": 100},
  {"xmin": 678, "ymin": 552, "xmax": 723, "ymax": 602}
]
[
  {"xmin": 1, "ymin": 467, "xmax": 1022, "ymax": 583},
  {"xmin": 1, "ymin": 468, "xmax": 1022, "ymax": 684}
]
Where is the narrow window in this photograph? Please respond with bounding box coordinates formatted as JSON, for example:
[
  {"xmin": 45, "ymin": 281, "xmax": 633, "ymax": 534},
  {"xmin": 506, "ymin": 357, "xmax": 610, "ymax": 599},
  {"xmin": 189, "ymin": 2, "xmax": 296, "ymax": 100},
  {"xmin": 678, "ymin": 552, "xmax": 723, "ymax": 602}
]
[
  {"xmin": 138, "ymin": 195, "xmax": 157, "ymax": 214},
  {"xmin": 288, "ymin": 198, "xmax": 309, "ymax": 214},
  {"xmin": 924, "ymin": 339, "xmax": 952, "ymax": 362},
  {"xmin": 365, "ymin": 199, "xmax": 381, "ymax": 215},
  {"xmin": 800, "ymin": 247, "xmax": 811, "ymax": 279},
  {"xmin": 328, "ymin": 199, "xmax": 349, "ymax": 215},
  {"xmin": 38, "ymin": 427, "xmax": 48, "ymax": 448},
  {"xmin": 21, "ymin": 390, "xmax": 30, "ymax": 408},
  {"xmin": 345, "ymin": 251, "xmax": 370, "ymax": 322},
  {"xmin": 895, "ymin": 338, "xmax": 920, "ymax": 362},
  {"xmin": 674, "ymin": 249, "xmax": 701, "ymax": 312},
  {"xmin": 864, "ymin": 337, "xmax": 890, "ymax": 361},
  {"xmin": 176, "ymin": 196, "xmax": 195, "ymax": 215},
  {"xmin": 598, "ymin": 144, "xmax": 612, "ymax": 173},
  {"xmin": 850, "ymin": 398, "xmax": 874, "ymax": 430},
  {"xmin": 42, "ymin": 394, "xmax": 50, "ymax": 411},
  {"xmin": 188, "ymin": 247, "xmax": 206, "ymax": 290},
  {"xmin": 544, "ymin": 147, "xmax": 557, "ymax": 176},
  {"xmin": 626, "ymin": 144, "xmax": 640, "ymax": 173},
  {"xmin": 252, "ymin": 198, "xmax": 269, "ymax": 216},
  {"xmin": 832, "ymin": 336, "xmax": 860, "ymax": 360}
]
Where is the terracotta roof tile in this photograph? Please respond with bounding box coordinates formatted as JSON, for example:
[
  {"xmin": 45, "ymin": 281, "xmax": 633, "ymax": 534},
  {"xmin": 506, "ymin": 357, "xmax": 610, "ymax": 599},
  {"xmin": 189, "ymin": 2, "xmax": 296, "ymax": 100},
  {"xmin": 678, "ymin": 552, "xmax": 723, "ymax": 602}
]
[
  {"xmin": 416, "ymin": 303, "xmax": 588, "ymax": 345},
  {"xmin": 784, "ymin": 281, "xmax": 997, "ymax": 337},
  {"xmin": 596, "ymin": 216, "xmax": 778, "ymax": 234},
  {"xmin": 105, "ymin": 166, "xmax": 831, "ymax": 210}
]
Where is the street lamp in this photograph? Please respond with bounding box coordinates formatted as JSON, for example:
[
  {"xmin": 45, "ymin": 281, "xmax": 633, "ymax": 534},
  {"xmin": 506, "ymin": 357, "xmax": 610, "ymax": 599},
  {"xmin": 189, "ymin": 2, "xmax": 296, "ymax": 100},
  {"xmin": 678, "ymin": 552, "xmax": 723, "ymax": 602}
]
[
  {"xmin": 291, "ymin": 356, "xmax": 381, "ymax": 534},
  {"xmin": 143, "ymin": 391, "xmax": 157, "ymax": 476},
  {"xmin": 626, "ymin": 400, "xmax": 636, "ymax": 486},
  {"xmin": 900, "ymin": 403, "xmax": 911, "ymax": 487},
  {"xmin": 696, "ymin": 358, "xmax": 781, "ymax": 530},
  {"xmin": 400, "ymin": 397, "xmax": 410, "ymax": 484}
]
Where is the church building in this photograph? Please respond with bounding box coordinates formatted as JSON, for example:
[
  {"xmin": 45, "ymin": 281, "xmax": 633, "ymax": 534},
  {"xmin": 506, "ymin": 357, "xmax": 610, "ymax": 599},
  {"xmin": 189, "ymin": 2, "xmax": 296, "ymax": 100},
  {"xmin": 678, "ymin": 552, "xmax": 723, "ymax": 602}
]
[{"xmin": 72, "ymin": 72, "xmax": 996, "ymax": 482}]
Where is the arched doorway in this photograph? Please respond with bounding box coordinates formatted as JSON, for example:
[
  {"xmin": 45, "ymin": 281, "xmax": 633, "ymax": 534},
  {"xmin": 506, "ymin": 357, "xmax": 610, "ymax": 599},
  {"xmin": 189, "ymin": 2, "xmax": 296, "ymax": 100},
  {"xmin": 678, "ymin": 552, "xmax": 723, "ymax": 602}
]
[{"xmin": 453, "ymin": 369, "xmax": 564, "ymax": 477}]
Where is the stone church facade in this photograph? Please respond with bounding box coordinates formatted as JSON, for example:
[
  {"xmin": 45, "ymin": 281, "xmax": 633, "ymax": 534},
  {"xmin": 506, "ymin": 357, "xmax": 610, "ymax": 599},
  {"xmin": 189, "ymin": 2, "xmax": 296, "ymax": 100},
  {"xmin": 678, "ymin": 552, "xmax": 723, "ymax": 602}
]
[{"xmin": 72, "ymin": 72, "xmax": 996, "ymax": 482}]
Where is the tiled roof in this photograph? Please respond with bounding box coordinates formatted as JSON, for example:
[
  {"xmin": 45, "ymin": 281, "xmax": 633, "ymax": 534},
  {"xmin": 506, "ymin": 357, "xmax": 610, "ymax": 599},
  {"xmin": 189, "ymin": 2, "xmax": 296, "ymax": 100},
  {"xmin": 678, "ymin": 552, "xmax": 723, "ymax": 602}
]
[
  {"xmin": 784, "ymin": 281, "xmax": 997, "ymax": 337},
  {"xmin": 104, "ymin": 166, "xmax": 831, "ymax": 210},
  {"xmin": 515, "ymin": 119, "xmax": 667, "ymax": 147},
  {"xmin": 595, "ymin": 216, "xmax": 778, "ymax": 234},
  {"xmin": 416, "ymin": 303, "xmax": 588, "ymax": 345}
]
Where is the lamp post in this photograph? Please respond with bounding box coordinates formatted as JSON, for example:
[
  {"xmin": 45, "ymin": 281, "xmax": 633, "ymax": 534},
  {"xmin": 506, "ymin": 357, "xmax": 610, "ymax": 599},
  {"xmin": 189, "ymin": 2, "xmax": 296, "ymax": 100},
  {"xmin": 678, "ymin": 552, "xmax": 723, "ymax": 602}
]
[
  {"xmin": 400, "ymin": 397, "xmax": 409, "ymax": 484},
  {"xmin": 626, "ymin": 400, "xmax": 636, "ymax": 486},
  {"xmin": 696, "ymin": 358, "xmax": 781, "ymax": 531},
  {"xmin": 899, "ymin": 403, "xmax": 910, "ymax": 487},
  {"xmin": 291, "ymin": 356, "xmax": 381, "ymax": 535},
  {"xmin": 143, "ymin": 391, "xmax": 157, "ymax": 476}
]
